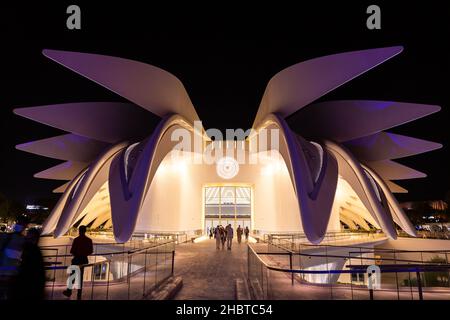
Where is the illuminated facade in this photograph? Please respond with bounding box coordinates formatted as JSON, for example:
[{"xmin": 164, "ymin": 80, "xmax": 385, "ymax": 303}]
[{"xmin": 15, "ymin": 46, "xmax": 441, "ymax": 244}]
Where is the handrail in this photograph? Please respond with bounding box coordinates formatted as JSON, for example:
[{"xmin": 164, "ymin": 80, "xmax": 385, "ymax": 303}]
[
  {"xmin": 42, "ymin": 242, "xmax": 170, "ymax": 260},
  {"xmin": 266, "ymin": 236, "xmax": 450, "ymax": 254},
  {"xmin": 249, "ymin": 244, "xmax": 450, "ymax": 276},
  {"xmin": 257, "ymin": 250, "xmax": 447, "ymax": 266},
  {"xmin": 249, "ymin": 240, "xmax": 450, "ymax": 300},
  {"xmin": 43, "ymin": 240, "xmax": 175, "ymax": 269},
  {"xmin": 265, "ymin": 239, "xmax": 450, "ymax": 266}
]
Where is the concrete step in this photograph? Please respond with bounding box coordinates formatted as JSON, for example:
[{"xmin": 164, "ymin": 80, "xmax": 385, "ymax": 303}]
[
  {"xmin": 249, "ymin": 279, "xmax": 264, "ymax": 300},
  {"xmin": 146, "ymin": 276, "xmax": 183, "ymax": 300},
  {"xmin": 235, "ymin": 278, "xmax": 251, "ymax": 300}
]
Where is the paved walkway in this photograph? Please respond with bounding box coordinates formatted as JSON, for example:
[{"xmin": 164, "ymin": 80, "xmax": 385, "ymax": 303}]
[{"xmin": 173, "ymin": 238, "xmax": 248, "ymax": 300}]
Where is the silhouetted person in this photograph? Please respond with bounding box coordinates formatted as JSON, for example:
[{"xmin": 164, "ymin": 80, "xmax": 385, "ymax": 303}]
[
  {"xmin": 209, "ymin": 227, "xmax": 213, "ymax": 239},
  {"xmin": 214, "ymin": 225, "xmax": 221, "ymax": 250},
  {"xmin": 0, "ymin": 215, "xmax": 29, "ymax": 300},
  {"xmin": 63, "ymin": 225, "xmax": 93, "ymax": 298},
  {"xmin": 225, "ymin": 224, "xmax": 234, "ymax": 250},
  {"xmin": 9, "ymin": 228, "xmax": 45, "ymax": 300},
  {"xmin": 244, "ymin": 226, "xmax": 250, "ymax": 242},
  {"xmin": 236, "ymin": 225, "xmax": 243, "ymax": 244},
  {"xmin": 220, "ymin": 225, "xmax": 226, "ymax": 250}
]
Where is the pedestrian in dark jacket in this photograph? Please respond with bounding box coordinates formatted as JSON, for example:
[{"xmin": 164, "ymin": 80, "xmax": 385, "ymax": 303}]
[
  {"xmin": 63, "ymin": 226, "xmax": 93, "ymax": 298},
  {"xmin": 9, "ymin": 228, "xmax": 45, "ymax": 300}
]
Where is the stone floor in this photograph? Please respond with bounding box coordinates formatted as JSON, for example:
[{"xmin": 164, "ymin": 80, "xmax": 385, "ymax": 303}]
[{"xmin": 173, "ymin": 238, "xmax": 249, "ymax": 300}]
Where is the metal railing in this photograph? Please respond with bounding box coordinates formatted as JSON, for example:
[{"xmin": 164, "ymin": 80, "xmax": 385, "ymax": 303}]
[
  {"xmin": 262, "ymin": 231, "xmax": 386, "ymax": 252},
  {"xmin": 247, "ymin": 240, "xmax": 450, "ymax": 300},
  {"xmin": 65, "ymin": 229, "xmax": 192, "ymax": 244},
  {"xmin": 43, "ymin": 240, "xmax": 175, "ymax": 300},
  {"xmin": 398, "ymin": 229, "xmax": 450, "ymax": 240}
]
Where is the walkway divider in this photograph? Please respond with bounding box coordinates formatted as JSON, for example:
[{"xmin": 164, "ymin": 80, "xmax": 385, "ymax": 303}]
[
  {"xmin": 43, "ymin": 239, "xmax": 176, "ymax": 300},
  {"xmin": 247, "ymin": 240, "xmax": 450, "ymax": 300}
]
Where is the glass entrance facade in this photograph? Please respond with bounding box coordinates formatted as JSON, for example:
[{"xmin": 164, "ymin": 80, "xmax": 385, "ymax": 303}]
[{"xmin": 204, "ymin": 185, "xmax": 251, "ymax": 234}]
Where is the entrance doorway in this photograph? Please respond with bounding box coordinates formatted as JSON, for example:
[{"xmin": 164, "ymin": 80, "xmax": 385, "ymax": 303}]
[{"xmin": 204, "ymin": 185, "xmax": 252, "ymax": 234}]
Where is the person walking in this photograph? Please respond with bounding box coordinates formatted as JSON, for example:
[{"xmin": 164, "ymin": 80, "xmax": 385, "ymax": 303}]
[
  {"xmin": 9, "ymin": 228, "xmax": 45, "ymax": 300},
  {"xmin": 244, "ymin": 226, "xmax": 250, "ymax": 242},
  {"xmin": 209, "ymin": 227, "xmax": 213, "ymax": 239},
  {"xmin": 0, "ymin": 215, "xmax": 29, "ymax": 300},
  {"xmin": 225, "ymin": 224, "xmax": 234, "ymax": 250},
  {"xmin": 63, "ymin": 225, "xmax": 93, "ymax": 299},
  {"xmin": 214, "ymin": 225, "xmax": 221, "ymax": 250},
  {"xmin": 236, "ymin": 225, "xmax": 243, "ymax": 244},
  {"xmin": 220, "ymin": 225, "xmax": 226, "ymax": 250}
]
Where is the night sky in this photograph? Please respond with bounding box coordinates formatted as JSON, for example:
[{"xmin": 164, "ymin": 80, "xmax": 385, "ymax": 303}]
[{"xmin": 1, "ymin": 1, "xmax": 449, "ymax": 206}]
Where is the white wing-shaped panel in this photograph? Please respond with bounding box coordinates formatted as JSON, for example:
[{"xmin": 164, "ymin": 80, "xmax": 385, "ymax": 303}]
[
  {"xmin": 53, "ymin": 182, "xmax": 70, "ymax": 193},
  {"xmin": 344, "ymin": 132, "xmax": 442, "ymax": 161},
  {"xmin": 41, "ymin": 169, "xmax": 87, "ymax": 235},
  {"xmin": 386, "ymin": 181, "xmax": 408, "ymax": 194},
  {"xmin": 290, "ymin": 101, "xmax": 440, "ymax": 142},
  {"xmin": 34, "ymin": 161, "xmax": 87, "ymax": 181},
  {"xmin": 325, "ymin": 141, "xmax": 397, "ymax": 239},
  {"xmin": 53, "ymin": 143, "xmax": 128, "ymax": 237},
  {"xmin": 253, "ymin": 114, "xmax": 339, "ymax": 244},
  {"xmin": 253, "ymin": 46, "xmax": 403, "ymax": 127},
  {"xmin": 14, "ymin": 102, "xmax": 155, "ymax": 143},
  {"xmin": 43, "ymin": 49, "xmax": 199, "ymax": 124},
  {"xmin": 16, "ymin": 134, "xmax": 110, "ymax": 162},
  {"xmin": 367, "ymin": 160, "xmax": 426, "ymax": 181},
  {"xmin": 108, "ymin": 115, "xmax": 198, "ymax": 243},
  {"xmin": 363, "ymin": 165, "xmax": 417, "ymax": 236}
]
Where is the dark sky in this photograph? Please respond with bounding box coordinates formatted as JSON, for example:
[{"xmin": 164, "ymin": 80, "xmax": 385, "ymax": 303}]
[{"xmin": 1, "ymin": 1, "xmax": 449, "ymax": 206}]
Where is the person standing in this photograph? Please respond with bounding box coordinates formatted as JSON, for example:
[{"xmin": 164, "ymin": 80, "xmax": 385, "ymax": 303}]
[
  {"xmin": 214, "ymin": 225, "xmax": 221, "ymax": 250},
  {"xmin": 244, "ymin": 226, "xmax": 250, "ymax": 242},
  {"xmin": 63, "ymin": 225, "xmax": 93, "ymax": 299},
  {"xmin": 220, "ymin": 225, "xmax": 226, "ymax": 250},
  {"xmin": 225, "ymin": 224, "xmax": 234, "ymax": 250},
  {"xmin": 236, "ymin": 225, "xmax": 243, "ymax": 244}
]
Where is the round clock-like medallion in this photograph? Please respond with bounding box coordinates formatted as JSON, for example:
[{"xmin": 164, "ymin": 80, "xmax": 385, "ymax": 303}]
[{"xmin": 216, "ymin": 156, "xmax": 239, "ymax": 179}]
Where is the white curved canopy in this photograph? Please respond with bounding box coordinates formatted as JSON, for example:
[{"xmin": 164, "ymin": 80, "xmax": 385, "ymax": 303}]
[
  {"xmin": 53, "ymin": 182, "xmax": 70, "ymax": 193},
  {"xmin": 340, "ymin": 208, "xmax": 371, "ymax": 231},
  {"xmin": 253, "ymin": 114, "xmax": 339, "ymax": 244},
  {"xmin": 43, "ymin": 49, "xmax": 200, "ymax": 124},
  {"xmin": 290, "ymin": 100, "xmax": 441, "ymax": 142},
  {"xmin": 363, "ymin": 165, "xmax": 417, "ymax": 236},
  {"xmin": 386, "ymin": 181, "xmax": 408, "ymax": 194},
  {"xmin": 14, "ymin": 102, "xmax": 155, "ymax": 143},
  {"xmin": 26, "ymin": 46, "xmax": 439, "ymax": 243},
  {"xmin": 345, "ymin": 132, "xmax": 442, "ymax": 162},
  {"xmin": 41, "ymin": 169, "xmax": 87, "ymax": 235},
  {"xmin": 325, "ymin": 141, "xmax": 398, "ymax": 239},
  {"xmin": 367, "ymin": 160, "xmax": 426, "ymax": 181},
  {"xmin": 34, "ymin": 161, "xmax": 87, "ymax": 181},
  {"xmin": 253, "ymin": 46, "xmax": 403, "ymax": 127},
  {"xmin": 109, "ymin": 115, "xmax": 199, "ymax": 242},
  {"xmin": 53, "ymin": 143, "xmax": 127, "ymax": 237},
  {"xmin": 16, "ymin": 133, "xmax": 110, "ymax": 162}
]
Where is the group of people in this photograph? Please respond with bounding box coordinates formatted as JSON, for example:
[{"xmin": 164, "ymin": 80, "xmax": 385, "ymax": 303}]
[
  {"xmin": 0, "ymin": 215, "xmax": 93, "ymax": 300},
  {"xmin": 209, "ymin": 225, "xmax": 250, "ymax": 250},
  {"xmin": 0, "ymin": 215, "xmax": 45, "ymax": 300}
]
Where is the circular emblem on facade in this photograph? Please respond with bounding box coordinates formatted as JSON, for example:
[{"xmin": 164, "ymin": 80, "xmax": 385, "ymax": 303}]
[{"xmin": 216, "ymin": 157, "xmax": 239, "ymax": 179}]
